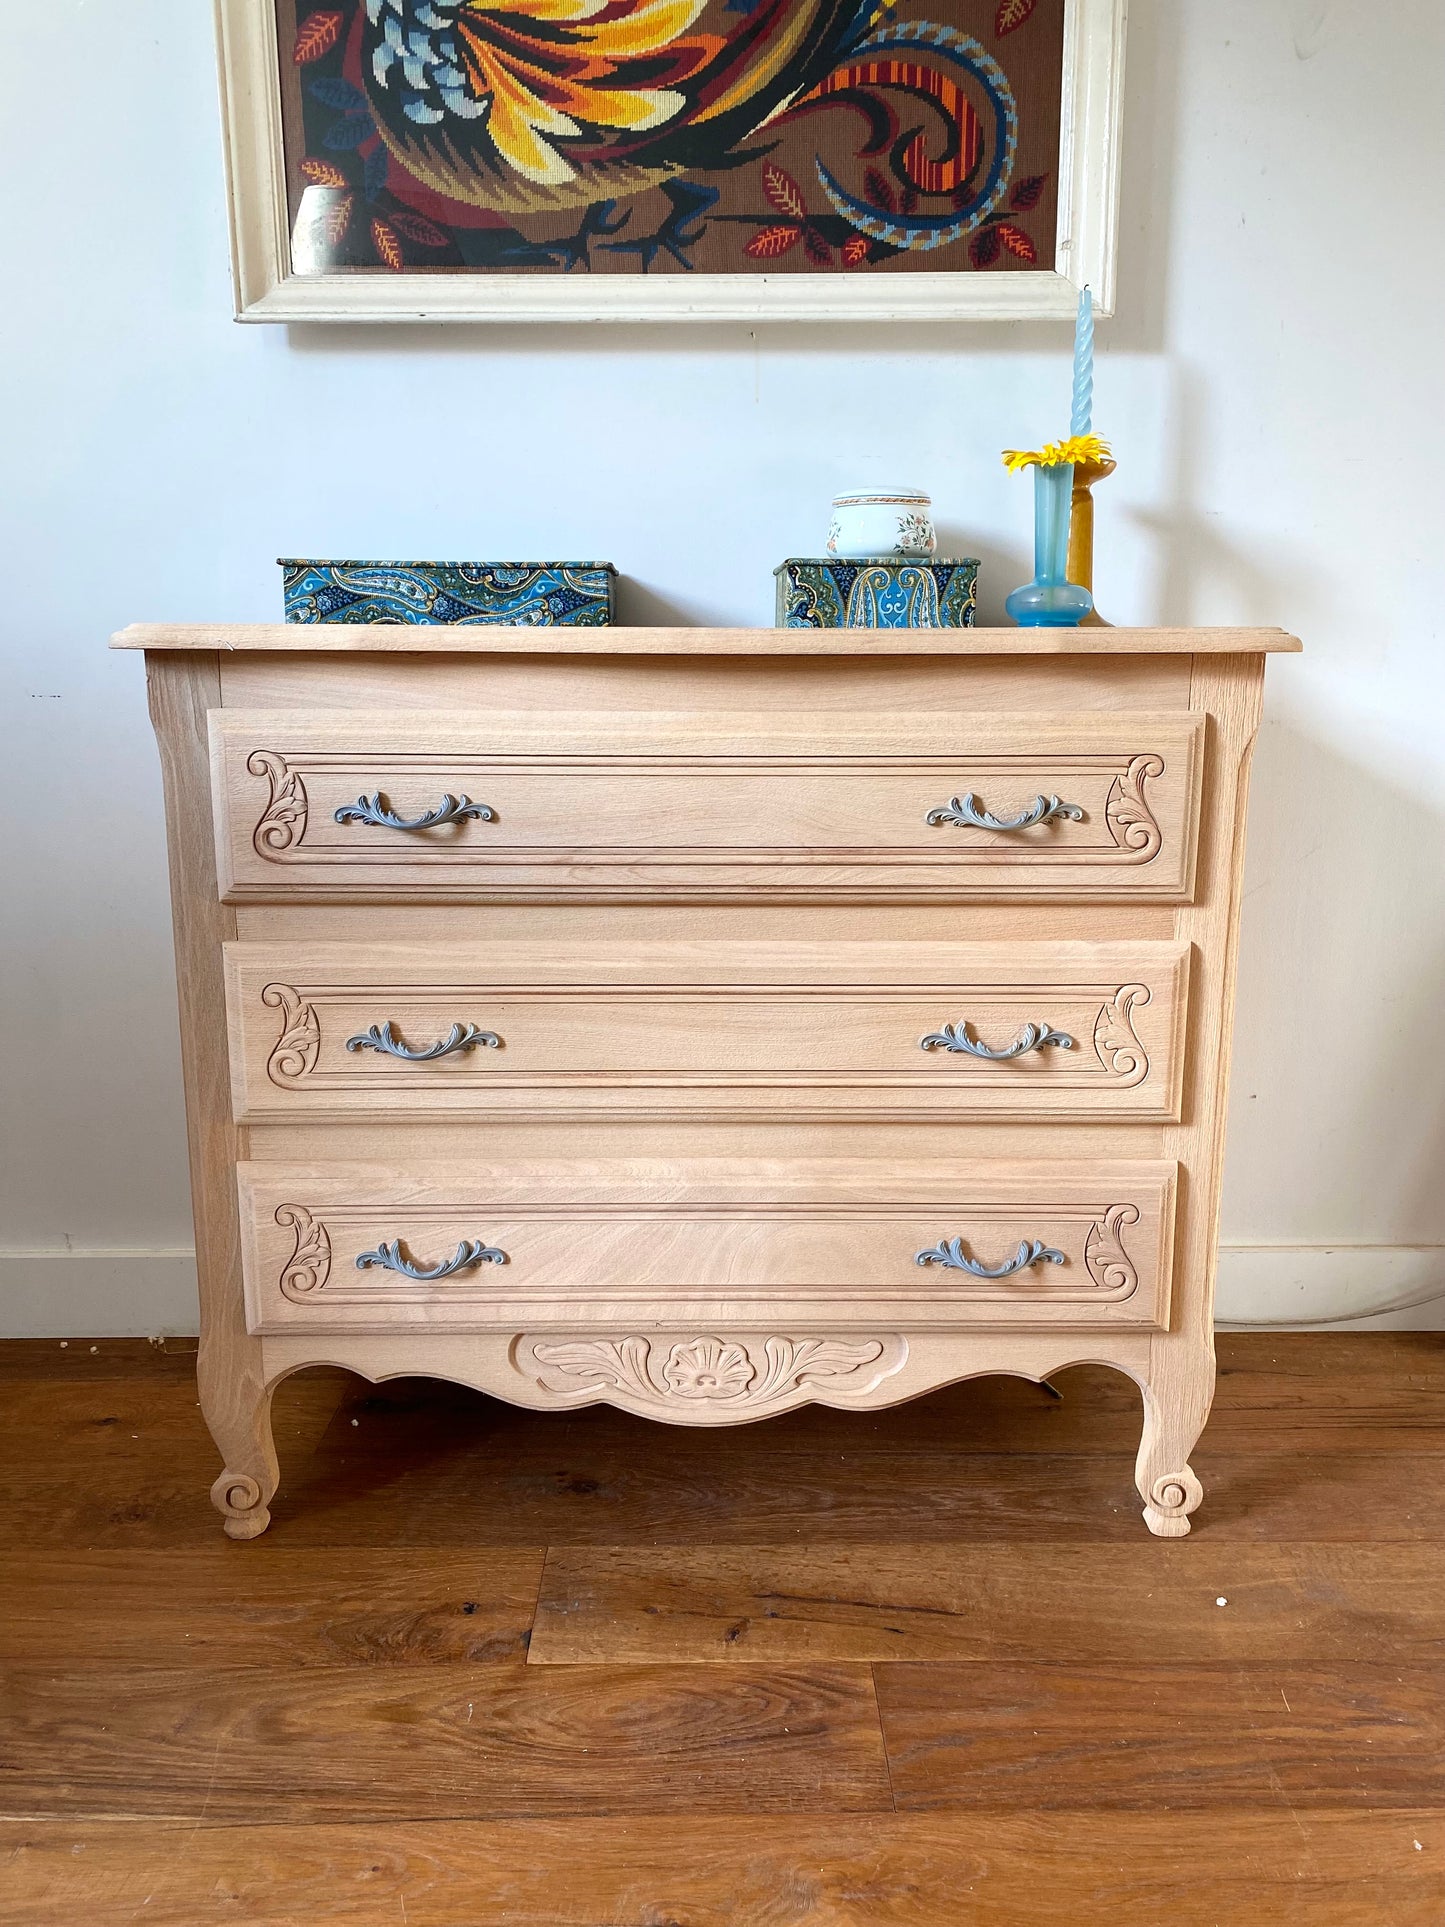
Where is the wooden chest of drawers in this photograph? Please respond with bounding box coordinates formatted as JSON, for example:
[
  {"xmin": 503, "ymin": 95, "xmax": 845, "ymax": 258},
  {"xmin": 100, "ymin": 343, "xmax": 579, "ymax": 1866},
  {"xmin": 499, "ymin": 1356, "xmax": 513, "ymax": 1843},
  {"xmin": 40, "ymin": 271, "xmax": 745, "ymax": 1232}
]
[{"xmin": 118, "ymin": 621, "xmax": 1298, "ymax": 1538}]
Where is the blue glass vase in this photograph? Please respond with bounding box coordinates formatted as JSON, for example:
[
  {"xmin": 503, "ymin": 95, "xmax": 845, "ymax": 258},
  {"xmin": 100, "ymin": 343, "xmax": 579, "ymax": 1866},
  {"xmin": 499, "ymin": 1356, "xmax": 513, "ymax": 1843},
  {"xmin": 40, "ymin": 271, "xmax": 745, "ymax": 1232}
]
[{"xmin": 1005, "ymin": 464, "xmax": 1093, "ymax": 627}]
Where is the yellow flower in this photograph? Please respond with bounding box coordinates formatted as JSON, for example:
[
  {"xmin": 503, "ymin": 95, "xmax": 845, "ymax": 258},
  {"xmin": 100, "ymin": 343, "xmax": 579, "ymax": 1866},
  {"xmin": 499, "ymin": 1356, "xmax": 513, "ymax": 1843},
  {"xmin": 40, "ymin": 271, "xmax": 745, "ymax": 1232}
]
[{"xmin": 1002, "ymin": 434, "xmax": 1113, "ymax": 473}]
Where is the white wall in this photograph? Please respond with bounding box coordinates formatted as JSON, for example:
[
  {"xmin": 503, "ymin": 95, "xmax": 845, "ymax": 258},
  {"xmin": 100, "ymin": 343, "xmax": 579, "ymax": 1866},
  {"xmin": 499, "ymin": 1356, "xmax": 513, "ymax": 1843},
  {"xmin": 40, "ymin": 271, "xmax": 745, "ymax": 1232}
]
[{"xmin": 3, "ymin": 0, "xmax": 1442, "ymax": 1335}]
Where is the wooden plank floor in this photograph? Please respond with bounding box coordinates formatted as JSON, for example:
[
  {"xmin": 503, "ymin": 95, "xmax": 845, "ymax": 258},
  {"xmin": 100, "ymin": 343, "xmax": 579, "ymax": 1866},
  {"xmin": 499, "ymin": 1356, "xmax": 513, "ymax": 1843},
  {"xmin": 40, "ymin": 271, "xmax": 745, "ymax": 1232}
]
[{"xmin": 1, "ymin": 1334, "xmax": 1442, "ymax": 1924}]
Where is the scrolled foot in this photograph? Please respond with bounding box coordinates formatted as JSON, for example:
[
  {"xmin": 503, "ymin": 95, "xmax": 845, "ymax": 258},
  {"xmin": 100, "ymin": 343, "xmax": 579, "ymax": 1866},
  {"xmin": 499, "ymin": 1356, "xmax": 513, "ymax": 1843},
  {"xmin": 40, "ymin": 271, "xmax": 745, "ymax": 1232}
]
[
  {"xmin": 1142, "ymin": 1466, "xmax": 1203, "ymax": 1538},
  {"xmin": 211, "ymin": 1469, "xmax": 273, "ymax": 1540}
]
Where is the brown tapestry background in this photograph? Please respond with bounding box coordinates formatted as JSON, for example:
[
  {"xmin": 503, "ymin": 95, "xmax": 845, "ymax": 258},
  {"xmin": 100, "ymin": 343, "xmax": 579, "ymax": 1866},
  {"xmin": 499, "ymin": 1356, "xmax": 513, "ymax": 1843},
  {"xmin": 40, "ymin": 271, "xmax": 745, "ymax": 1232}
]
[{"xmin": 278, "ymin": 0, "xmax": 1063, "ymax": 276}]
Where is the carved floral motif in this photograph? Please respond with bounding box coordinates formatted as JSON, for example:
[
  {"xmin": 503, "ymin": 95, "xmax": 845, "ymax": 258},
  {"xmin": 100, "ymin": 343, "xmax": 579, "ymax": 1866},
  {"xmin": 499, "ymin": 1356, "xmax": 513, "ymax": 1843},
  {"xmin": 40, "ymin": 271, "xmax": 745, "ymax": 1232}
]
[
  {"xmin": 524, "ymin": 1333, "xmax": 906, "ymax": 1413},
  {"xmin": 1084, "ymin": 1203, "xmax": 1141, "ymax": 1295},
  {"xmin": 276, "ymin": 1204, "xmax": 332, "ymax": 1299},
  {"xmin": 1092, "ymin": 984, "xmax": 1150, "ymax": 1084},
  {"xmin": 1104, "ymin": 754, "xmax": 1164, "ymax": 862},
  {"xmin": 263, "ymin": 983, "xmax": 321, "ymax": 1085},
  {"xmin": 248, "ymin": 750, "xmax": 309, "ymax": 856}
]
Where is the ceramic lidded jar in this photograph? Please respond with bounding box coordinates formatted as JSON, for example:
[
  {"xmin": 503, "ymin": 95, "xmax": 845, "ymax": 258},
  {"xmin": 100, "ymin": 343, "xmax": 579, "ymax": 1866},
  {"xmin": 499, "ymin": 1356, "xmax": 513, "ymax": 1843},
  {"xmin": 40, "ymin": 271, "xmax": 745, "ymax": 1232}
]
[{"xmin": 826, "ymin": 487, "xmax": 937, "ymax": 559}]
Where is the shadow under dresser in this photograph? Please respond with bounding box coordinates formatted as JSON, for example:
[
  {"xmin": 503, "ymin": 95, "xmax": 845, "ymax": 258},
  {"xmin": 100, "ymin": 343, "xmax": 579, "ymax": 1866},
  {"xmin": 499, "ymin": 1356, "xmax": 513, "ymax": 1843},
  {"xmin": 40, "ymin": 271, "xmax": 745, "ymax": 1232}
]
[{"xmin": 114, "ymin": 620, "xmax": 1300, "ymax": 1538}]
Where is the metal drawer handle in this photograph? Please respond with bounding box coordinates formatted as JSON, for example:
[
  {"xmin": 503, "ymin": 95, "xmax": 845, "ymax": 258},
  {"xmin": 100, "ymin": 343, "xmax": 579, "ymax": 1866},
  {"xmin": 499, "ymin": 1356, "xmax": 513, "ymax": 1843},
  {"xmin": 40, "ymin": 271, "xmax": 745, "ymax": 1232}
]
[
  {"xmin": 920, "ymin": 1021, "xmax": 1074, "ymax": 1060},
  {"xmin": 925, "ymin": 793, "xmax": 1083, "ymax": 832},
  {"xmin": 334, "ymin": 792, "xmax": 495, "ymax": 831},
  {"xmin": 346, "ymin": 1021, "xmax": 501, "ymax": 1062},
  {"xmin": 916, "ymin": 1236, "xmax": 1066, "ymax": 1278},
  {"xmin": 355, "ymin": 1238, "xmax": 507, "ymax": 1280}
]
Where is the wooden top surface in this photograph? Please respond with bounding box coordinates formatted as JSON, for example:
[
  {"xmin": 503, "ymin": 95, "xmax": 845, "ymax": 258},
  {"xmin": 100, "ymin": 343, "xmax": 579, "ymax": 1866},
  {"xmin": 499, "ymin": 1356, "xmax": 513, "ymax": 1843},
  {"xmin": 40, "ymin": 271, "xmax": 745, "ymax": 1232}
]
[{"xmin": 112, "ymin": 623, "xmax": 1302, "ymax": 656}]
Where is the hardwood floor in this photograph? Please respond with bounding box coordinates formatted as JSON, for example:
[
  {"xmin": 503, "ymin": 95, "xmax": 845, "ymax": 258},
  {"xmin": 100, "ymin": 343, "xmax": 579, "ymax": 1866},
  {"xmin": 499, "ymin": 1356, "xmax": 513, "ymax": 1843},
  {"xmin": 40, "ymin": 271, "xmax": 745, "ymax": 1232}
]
[{"xmin": 1, "ymin": 1334, "xmax": 1442, "ymax": 1923}]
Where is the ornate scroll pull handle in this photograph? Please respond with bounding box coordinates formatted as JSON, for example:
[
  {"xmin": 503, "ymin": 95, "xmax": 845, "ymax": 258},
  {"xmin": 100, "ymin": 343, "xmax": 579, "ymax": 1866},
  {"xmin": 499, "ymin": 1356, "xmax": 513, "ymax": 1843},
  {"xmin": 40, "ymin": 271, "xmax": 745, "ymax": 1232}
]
[
  {"xmin": 915, "ymin": 1236, "xmax": 1066, "ymax": 1278},
  {"xmin": 925, "ymin": 793, "xmax": 1084, "ymax": 832},
  {"xmin": 355, "ymin": 1238, "xmax": 507, "ymax": 1280},
  {"xmin": 920, "ymin": 1021, "xmax": 1074, "ymax": 1060},
  {"xmin": 346, "ymin": 1021, "xmax": 501, "ymax": 1062},
  {"xmin": 333, "ymin": 792, "xmax": 495, "ymax": 831}
]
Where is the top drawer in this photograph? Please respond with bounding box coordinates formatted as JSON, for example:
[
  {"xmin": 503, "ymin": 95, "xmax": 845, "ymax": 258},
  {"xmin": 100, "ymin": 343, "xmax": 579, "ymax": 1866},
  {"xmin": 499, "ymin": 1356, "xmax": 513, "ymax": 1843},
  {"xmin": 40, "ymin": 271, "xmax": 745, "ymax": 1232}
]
[{"xmin": 210, "ymin": 709, "xmax": 1205, "ymax": 903}]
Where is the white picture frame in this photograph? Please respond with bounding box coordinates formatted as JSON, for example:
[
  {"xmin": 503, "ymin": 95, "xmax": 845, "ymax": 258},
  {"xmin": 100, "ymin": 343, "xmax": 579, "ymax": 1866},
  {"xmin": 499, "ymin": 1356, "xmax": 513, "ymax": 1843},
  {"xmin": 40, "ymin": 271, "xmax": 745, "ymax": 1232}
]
[{"xmin": 215, "ymin": 0, "xmax": 1127, "ymax": 323}]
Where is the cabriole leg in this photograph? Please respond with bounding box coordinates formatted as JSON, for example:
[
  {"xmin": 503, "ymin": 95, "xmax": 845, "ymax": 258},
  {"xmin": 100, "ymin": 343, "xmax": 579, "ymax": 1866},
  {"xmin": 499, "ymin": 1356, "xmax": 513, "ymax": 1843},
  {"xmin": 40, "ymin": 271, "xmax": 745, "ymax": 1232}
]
[
  {"xmin": 200, "ymin": 1350, "xmax": 278, "ymax": 1539},
  {"xmin": 1132, "ymin": 1338, "xmax": 1214, "ymax": 1538}
]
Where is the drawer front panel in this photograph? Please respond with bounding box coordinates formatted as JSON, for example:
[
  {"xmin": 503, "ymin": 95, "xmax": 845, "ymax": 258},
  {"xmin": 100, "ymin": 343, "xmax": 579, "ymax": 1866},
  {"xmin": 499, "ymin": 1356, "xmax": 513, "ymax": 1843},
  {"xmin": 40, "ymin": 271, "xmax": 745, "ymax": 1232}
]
[
  {"xmin": 239, "ymin": 1159, "xmax": 1176, "ymax": 1335},
  {"xmin": 225, "ymin": 940, "xmax": 1190, "ymax": 1122},
  {"xmin": 211, "ymin": 710, "xmax": 1204, "ymax": 901}
]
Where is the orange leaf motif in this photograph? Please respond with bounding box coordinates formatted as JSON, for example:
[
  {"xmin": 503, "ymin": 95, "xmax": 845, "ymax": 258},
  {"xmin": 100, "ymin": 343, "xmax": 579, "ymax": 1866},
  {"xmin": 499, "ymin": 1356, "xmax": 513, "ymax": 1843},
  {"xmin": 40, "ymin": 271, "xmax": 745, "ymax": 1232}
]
[
  {"xmin": 389, "ymin": 207, "xmax": 450, "ymax": 247},
  {"xmin": 996, "ymin": 222, "xmax": 1037, "ymax": 262},
  {"xmin": 300, "ymin": 157, "xmax": 348, "ymax": 187},
  {"xmin": 842, "ymin": 234, "xmax": 871, "ymax": 266},
  {"xmin": 745, "ymin": 224, "xmax": 803, "ymax": 259},
  {"xmin": 294, "ymin": 10, "xmax": 344, "ymax": 62},
  {"xmin": 995, "ymin": 0, "xmax": 1037, "ymax": 34},
  {"xmin": 761, "ymin": 164, "xmax": 807, "ymax": 221},
  {"xmin": 320, "ymin": 194, "xmax": 353, "ymax": 247},
  {"xmin": 371, "ymin": 219, "xmax": 404, "ymax": 271}
]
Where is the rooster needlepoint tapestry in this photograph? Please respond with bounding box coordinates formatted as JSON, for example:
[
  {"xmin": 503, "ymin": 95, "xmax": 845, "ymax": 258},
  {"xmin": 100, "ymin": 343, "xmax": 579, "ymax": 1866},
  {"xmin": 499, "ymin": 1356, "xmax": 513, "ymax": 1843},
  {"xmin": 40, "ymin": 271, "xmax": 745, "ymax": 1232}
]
[{"xmin": 275, "ymin": 0, "xmax": 1066, "ymax": 278}]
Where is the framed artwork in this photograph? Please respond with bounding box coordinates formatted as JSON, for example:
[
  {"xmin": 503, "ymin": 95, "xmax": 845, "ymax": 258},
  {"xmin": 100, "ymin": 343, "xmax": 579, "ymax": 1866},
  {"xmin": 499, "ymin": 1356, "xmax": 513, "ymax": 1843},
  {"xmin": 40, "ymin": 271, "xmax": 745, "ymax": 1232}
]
[{"xmin": 215, "ymin": 0, "xmax": 1126, "ymax": 322}]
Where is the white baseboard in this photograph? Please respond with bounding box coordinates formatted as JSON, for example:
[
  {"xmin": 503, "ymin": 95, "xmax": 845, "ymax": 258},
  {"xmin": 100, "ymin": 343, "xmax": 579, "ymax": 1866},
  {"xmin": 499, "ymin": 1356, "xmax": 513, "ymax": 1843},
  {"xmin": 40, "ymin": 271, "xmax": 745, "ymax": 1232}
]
[
  {"xmin": 1214, "ymin": 1244, "xmax": 1445, "ymax": 1331},
  {"xmin": 1, "ymin": 1243, "xmax": 1442, "ymax": 1339},
  {"xmin": 0, "ymin": 1250, "xmax": 199, "ymax": 1338}
]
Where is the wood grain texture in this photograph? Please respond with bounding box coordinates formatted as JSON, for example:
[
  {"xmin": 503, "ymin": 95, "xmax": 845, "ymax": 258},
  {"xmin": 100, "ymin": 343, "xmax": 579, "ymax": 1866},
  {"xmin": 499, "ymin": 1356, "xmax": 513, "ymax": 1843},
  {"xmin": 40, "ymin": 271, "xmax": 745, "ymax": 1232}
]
[
  {"xmin": 0, "ymin": 1811, "xmax": 1434, "ymax": 1927},
  {"xmin": 209, "ymin": 706, "xmax": 1205, "ymax": 904},
  {"xmin": 220, "ymin": 647, "xmax": 1197, "ymax": 721},
  {"xmin": 113, "ymin": 621, "xmax": 1304, "ymax": 654},
  {"xmin": 129, "ymin": 628, "xmax": 1284, "ymax": 1539},
  {"xmin": 530, "ymin": 1542, "xmax": 1445, "ymax": 1664},
  {"xmin": 4, "ymin": 1336, "xmax": 1445, "ymax": 1920},
  {"xmin": 0, "ymin": 1550, "xmax": 545, "ymax": 1670},
  {"xmin": 237, "ymin": 1155, "xmax": 1176, "ymax": 1338},
  {"xmin": 1145, "ymin": 656, "xmax": 1266, "ymax": 1531},
  {"xmin": 223, "ymin": 936, "xmax": 1189, "ymax": 1124},
  {"xmin": 0, "ymin": 1662, "xmax": 889, "ymax": 1822},
  {"xmin": 146, "ymin": 655, "xmax": 276, "ymax": 1539},
  {"xmin": 876, "ymin": 1661, "xmax": 1445, "ymax": 1810}
]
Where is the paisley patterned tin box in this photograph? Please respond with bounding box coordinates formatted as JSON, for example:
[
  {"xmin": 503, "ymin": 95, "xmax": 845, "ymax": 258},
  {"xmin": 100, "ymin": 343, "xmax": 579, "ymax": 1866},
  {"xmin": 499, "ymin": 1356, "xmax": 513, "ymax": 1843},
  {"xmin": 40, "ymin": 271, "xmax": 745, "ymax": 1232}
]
[
  {"xmin": 775, "ymin": 557, "xmax": 978, "ymax": 630},
  {"xmin": 280, "ymin": 559, "xmax": 616, "ymax": 626}
]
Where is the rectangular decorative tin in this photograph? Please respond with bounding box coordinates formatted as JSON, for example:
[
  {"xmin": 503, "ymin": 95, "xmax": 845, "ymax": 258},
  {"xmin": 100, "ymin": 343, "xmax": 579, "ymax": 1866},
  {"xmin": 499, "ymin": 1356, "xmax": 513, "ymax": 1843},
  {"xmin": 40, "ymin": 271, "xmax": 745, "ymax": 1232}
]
[
  {"xmin": 775, "ymin": 558, "xmax": 979, "ymax": 629},
  {"xmin": 280, "ymin": 559, "xmax": 616, "ymax": 626}
]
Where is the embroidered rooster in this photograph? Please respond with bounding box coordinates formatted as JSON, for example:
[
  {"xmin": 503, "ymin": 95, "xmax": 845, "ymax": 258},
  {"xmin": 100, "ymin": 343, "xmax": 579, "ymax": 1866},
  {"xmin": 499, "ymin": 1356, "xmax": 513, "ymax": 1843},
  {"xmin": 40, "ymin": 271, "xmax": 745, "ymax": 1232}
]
[{"xmin": 358, "ymin": 0, "xmax": 1019, "ymax": 248}]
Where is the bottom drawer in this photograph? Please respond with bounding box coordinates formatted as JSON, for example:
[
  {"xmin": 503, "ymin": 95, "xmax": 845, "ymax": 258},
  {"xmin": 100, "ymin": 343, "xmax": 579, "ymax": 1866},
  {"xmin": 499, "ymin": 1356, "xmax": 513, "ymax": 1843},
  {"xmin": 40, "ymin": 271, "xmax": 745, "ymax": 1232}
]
[{"xmin": 239, "ymin": 1158, "xmax": 1175, "ymax": 1335}]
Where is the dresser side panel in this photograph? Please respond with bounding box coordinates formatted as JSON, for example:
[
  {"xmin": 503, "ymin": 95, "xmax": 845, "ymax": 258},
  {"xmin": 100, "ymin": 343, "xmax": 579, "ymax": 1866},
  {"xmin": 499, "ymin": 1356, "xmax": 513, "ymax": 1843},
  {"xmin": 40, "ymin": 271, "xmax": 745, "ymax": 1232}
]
[{"xmin": 146, "ymin": 653, "xmax": 274, "ymax": 1528}]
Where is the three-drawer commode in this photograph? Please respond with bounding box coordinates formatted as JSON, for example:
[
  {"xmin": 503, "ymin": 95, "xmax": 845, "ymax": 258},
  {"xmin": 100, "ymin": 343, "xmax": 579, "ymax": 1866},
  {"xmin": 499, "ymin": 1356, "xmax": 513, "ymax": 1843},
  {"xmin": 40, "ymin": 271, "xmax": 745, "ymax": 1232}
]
[{"xmin": 118, "ymin": 622, "xmax": 1299, "ymax": 1537}]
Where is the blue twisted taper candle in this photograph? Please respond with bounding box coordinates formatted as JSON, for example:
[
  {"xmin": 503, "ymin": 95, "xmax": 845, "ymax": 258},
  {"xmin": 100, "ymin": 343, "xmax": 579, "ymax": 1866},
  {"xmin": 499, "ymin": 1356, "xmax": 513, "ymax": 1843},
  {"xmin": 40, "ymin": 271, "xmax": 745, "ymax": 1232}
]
[{"xmin": 1070, "ymin": 285, "xmax": 1093, "ymax": 437}]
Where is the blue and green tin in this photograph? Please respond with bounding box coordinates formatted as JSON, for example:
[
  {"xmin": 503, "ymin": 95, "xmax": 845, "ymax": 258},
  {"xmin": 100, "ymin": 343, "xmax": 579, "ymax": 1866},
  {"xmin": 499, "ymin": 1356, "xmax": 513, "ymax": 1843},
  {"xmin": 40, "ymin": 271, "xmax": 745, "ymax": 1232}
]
[
  {"xmin": 280, "ymin": 559, "xmax": 616, "ymax": 626},
  {"xmin": 775, "ymin": 557, "xmax": 978, "ymax": 629}
]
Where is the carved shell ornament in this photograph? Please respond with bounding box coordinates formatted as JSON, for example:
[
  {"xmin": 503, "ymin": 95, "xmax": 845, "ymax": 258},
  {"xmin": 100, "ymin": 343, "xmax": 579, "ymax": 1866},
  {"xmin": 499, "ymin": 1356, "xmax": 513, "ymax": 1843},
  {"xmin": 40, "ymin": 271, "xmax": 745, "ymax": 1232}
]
[{"xmin": 523, "ymin": 1334, "xmax": 908, "ymax": 1413}]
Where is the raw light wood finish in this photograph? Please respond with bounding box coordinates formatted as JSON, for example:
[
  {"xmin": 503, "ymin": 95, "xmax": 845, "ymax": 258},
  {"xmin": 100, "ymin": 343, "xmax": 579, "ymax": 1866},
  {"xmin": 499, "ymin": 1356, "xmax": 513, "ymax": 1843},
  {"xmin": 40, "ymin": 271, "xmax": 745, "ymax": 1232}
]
[
  {"xmin": 128, "ymin": 625, "xmax": 1293, "ymax": 1540},
  {"xmin": 2, "ymin": 1334, "xmax": 1444, "ymax": 1927},
  {"xmin": 237, "ymin": 1156, "xmax": 1176, "ymax": 1339},
  {"xmin": 209, "ymin": 708, "xmax": 1205, "ymax": 903},
  {"xmin": 146, "ymin": 656, "xmax": 274, "ymax": 1542},
  {"xmin": 113, "ymin": 622, "xmax": 1303, "ymax": 655},
  {"xmin": 224, "ymin": 938, "xmax": 1189, "ymax": 1122}
]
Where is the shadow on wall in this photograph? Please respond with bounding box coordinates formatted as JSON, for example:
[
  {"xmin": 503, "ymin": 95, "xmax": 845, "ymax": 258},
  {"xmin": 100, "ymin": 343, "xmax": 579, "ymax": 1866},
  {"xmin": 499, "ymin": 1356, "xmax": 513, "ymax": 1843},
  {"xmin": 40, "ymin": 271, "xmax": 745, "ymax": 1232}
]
[{"xmin": 1225, "ymin": 716, "xmax": 1445, "ymax": 1255}]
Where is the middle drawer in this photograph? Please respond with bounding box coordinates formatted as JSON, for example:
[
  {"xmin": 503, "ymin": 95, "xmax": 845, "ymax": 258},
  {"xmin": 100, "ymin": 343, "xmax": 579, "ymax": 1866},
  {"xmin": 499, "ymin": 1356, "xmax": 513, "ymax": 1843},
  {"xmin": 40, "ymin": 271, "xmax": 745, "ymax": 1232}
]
[{"xmin": 225, "ymin": 939, "xmax": 1189, "ymax": 1122}]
